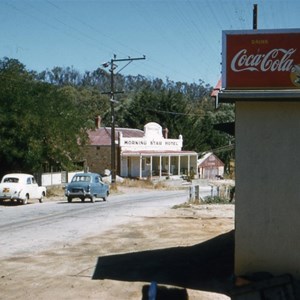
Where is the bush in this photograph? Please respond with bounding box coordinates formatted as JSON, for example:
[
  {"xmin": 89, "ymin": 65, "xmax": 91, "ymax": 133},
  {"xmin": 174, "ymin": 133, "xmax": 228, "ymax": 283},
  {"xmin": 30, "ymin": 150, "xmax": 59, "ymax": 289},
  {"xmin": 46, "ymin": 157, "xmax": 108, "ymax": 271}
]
[
  {"xmin": 203, "ymin": 195, "xmax": 231, "ymax": 204},
  {"xmin": 46, "ymin": 185, "xmax": 65, "ymax": 197}
]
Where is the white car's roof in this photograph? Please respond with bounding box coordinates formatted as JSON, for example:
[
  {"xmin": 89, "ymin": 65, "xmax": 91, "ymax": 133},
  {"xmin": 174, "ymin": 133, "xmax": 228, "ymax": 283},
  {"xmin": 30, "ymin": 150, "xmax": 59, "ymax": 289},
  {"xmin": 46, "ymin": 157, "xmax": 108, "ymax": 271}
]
[
  {"xmin": 3, "ymin": 173, "xmax": 33, "ymax": 178},
  {"xmin": 2, "ymin": 173, "xmax": 34, "ymax": 183}
]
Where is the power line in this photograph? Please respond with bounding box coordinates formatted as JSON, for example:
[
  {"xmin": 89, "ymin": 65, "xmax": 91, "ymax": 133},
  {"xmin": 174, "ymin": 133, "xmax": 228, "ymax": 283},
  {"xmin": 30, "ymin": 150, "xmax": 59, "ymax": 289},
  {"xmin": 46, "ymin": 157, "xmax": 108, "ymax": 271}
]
[{"xmin": 144, "ymin": 108, "xmax": 204, "ymax": 117}]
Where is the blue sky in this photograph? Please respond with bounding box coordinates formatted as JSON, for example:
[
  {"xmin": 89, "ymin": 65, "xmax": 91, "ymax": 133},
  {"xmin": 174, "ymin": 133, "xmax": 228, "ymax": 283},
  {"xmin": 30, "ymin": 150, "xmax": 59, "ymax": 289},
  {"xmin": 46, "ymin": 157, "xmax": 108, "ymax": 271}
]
[{"xmin": 1, "ymin": 0, "xmax": 300, "ymax": 86}]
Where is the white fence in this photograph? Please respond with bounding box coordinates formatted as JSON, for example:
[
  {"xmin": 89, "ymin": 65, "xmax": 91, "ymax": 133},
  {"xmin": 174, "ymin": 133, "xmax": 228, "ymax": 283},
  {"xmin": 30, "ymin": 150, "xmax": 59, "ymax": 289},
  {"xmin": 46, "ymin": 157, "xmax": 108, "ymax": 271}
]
[{"xmin": 41, "ymin": 171, "xmax": 83, "ymax": 187}]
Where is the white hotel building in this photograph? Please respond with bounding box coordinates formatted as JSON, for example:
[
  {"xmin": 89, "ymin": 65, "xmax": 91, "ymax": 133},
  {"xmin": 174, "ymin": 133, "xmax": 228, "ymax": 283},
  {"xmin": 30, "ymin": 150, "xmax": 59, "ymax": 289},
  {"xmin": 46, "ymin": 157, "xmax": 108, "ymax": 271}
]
[{"xmin": 118, "ymin": 122, "xmax": 198, "ymax": 179}]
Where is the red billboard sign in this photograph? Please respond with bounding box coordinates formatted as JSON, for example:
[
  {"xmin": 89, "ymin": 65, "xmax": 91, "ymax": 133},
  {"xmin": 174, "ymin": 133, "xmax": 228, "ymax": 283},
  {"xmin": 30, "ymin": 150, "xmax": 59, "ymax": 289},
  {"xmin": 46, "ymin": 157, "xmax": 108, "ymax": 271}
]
[{"xmin": 222, "ymin": 29, "xmax": 300, "ymax": 90}]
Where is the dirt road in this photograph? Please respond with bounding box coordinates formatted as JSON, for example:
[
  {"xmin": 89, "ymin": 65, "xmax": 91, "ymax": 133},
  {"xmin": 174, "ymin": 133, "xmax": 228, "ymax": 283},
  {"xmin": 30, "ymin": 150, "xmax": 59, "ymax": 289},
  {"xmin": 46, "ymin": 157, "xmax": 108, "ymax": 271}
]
[{"xmin": 0, "ymin": 187, "xmax": 234, "ymax": 300}]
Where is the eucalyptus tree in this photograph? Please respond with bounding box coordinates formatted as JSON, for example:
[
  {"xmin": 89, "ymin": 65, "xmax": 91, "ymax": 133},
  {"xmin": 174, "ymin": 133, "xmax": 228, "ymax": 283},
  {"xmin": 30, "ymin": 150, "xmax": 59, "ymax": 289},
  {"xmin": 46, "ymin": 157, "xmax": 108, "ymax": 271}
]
[{"xmin": 0, "ymin": 58, "xmax": 92, "ymax": 174}]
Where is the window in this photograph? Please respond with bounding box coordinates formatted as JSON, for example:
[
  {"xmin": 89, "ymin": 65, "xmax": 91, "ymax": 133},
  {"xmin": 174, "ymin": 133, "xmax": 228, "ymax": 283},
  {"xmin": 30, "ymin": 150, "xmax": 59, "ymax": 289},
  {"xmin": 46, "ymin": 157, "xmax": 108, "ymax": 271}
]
[
  {"xmin": 4, "ymin": 177, "xmax": 19, "ymax": 183},
  {"xmin": 72, "ymin": 175, "xmax": 91, "ymax": 182}
]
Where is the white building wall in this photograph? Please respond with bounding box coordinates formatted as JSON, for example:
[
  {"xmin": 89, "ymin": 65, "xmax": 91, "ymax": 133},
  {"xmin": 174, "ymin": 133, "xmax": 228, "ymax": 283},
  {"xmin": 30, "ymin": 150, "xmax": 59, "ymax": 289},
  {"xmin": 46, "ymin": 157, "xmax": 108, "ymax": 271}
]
[
  {"xmin": 218, "ymin": 166, "xmax": 224, "ymax": 176},
  {"xmin": 118, "ymin": 122, "xmax": 197, "ymax": 179},
  {"xmin": 120, "ymin": 157, "xmax": 128, "ymax": 177},
  {"xmin": 235, "ymin": 101, "xmax": 300, "ymax": 279},
  {"xmin": 41, "ymin": 171, "xmax": 82, "ymax": 186},
  {"xmin": 130, "ymin": 157, "xmax": 140, "ymax": 177},
  {"xmin": 119, "ymin": 122, "xmax": 183, "ymax": 152}
]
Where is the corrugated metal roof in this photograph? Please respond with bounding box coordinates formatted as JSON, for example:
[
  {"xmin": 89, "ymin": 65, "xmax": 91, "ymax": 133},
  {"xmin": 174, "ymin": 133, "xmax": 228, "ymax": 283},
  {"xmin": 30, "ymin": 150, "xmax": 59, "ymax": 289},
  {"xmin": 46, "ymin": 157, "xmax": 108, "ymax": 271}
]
[
  {"xmin": 198, "ymin": 152, "xmax": 225, "ymax": 167},
  {"xmin": 198, "ymin": 152, "xmax": 213, "ymax": 165},
  {"xmin": 87, "ymin": 127, "xmax": 144, "ymax": 146}
]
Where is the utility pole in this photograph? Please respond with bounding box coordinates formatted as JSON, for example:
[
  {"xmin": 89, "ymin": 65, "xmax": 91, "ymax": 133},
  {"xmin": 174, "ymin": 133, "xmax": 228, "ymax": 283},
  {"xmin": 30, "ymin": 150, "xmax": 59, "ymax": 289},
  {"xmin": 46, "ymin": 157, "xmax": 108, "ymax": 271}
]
[
  {"xmin": 102, "ymin": 55, "xmax": 146, "ymax": 186},
  {"xmin": 253, "ymin": 4, "xmax": 258, "ymax": 30}
]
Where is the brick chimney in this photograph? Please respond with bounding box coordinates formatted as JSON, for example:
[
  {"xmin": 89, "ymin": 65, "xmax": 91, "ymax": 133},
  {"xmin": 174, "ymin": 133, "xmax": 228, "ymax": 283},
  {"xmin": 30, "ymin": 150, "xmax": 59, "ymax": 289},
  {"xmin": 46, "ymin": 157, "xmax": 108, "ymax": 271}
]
[
  {"xmin": 163, "ymin": 128, "xmax": 169, "ymax": 139},
  {"xmin": 95, "ymin": 116, "xmax": 101, "ymax": 129}
]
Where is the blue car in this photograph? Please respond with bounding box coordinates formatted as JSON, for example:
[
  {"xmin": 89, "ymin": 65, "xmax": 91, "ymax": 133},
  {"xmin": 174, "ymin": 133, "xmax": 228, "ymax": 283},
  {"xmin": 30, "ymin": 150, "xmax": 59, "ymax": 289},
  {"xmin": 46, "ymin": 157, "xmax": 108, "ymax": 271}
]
[{"xmin": 65, "ymin": 172, "xmax": 109, "ymax": 203}]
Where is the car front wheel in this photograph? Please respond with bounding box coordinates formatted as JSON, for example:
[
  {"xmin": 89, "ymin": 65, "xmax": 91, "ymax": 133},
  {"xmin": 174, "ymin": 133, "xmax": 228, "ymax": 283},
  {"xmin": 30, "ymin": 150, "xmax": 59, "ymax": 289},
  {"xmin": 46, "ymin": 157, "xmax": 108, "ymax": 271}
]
[
  {"xmin": 67, "ymin": 197, "xmax": 72, "ymax": 203},
  {"xmin": 23, "ymin": 195, "xmax": 29, "ymax": 205},
  {"xmin": 39, "ymin": 192, "xmax": 45, "ymax": 203}
]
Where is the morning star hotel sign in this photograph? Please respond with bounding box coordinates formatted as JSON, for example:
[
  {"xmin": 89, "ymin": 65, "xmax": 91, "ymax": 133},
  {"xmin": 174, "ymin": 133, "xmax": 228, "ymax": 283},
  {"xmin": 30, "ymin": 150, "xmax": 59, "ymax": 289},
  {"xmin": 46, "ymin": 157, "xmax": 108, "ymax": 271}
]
[
  {"xmin": 119, "ymin": 136, "xmax": 183, "ymax": 152},
  {"xmin": 222, "ymin": 29, "xmax": 300, "ymax": 89}
]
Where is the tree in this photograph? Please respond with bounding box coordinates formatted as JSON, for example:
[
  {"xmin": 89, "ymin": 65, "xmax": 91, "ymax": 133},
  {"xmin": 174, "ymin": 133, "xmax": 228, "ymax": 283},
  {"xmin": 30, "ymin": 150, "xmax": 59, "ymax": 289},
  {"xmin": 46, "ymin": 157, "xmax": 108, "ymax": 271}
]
[
  {"xmin": 119, "ymin": 89, "xmax": 190, "ymax": 138},
  {"xmin": 0, "ymin": 58, "xmax": 92, "ymax": 174}
]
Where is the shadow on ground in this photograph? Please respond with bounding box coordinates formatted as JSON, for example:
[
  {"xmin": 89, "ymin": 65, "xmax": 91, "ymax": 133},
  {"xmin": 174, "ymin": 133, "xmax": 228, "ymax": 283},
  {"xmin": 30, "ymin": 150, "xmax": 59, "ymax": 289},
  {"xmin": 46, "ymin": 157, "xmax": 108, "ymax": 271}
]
[
  {"xmin": 0, "ymin": 200, "xmax": 33, "ymax": 206},
  {"xmin": 93, "ymin": 230, "xmax": 234, "ymax": 296}
]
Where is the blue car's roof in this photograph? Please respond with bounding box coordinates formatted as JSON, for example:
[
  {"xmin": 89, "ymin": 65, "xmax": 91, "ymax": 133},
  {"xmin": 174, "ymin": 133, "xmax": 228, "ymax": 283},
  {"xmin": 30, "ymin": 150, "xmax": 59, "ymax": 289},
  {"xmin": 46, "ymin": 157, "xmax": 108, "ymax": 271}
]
[{"xmin": 74, "ymin": 172, "xmax": 101, "ymax": 177}]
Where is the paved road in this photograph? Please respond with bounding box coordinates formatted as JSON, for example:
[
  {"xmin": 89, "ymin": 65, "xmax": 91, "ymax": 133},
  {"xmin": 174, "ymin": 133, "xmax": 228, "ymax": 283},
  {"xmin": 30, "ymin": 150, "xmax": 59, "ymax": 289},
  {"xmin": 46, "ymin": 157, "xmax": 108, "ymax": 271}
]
[{"xmin": 0, "ymin": 189, "xmax": 194, "ymax": 258}]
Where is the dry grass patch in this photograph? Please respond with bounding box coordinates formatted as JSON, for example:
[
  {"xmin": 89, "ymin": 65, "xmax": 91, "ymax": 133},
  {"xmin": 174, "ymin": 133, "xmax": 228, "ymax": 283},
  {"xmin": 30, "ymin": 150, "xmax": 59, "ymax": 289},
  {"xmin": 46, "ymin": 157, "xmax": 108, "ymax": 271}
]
[
  {"xmin": 119, "ymin": 178, "xmax": 168, "ymax": 190},
  {"xmin": 46, "ymin": 185, "xmax": 65, "ymax": 197}
]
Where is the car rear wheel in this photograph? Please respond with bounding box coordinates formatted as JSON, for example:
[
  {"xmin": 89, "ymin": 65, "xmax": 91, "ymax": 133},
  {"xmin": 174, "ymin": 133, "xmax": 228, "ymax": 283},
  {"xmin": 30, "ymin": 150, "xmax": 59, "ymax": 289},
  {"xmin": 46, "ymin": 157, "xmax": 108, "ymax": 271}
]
[
  {"xmin": 103, "ymin": 191, "xmax": 108, "ymax": 202},
  {"xmin": 81, "ymin": 197, "xmax": 85, "ymax": 202}
]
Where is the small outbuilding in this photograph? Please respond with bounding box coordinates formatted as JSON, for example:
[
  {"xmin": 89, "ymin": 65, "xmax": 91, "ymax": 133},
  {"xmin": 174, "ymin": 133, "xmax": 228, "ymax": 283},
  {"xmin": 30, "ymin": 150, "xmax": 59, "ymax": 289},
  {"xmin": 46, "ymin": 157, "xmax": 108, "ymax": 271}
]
[{"xmin": 197, "ymin": 152, "xmax": 225, "ymax": 179}]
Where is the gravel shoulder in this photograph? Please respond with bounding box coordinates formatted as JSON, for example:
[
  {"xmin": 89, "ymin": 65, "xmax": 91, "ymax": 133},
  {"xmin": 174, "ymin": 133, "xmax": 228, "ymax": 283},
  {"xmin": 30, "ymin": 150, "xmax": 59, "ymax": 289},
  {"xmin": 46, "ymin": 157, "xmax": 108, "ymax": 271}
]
[{"xmin": 0, "ymin": 186, "xmax": 234, "ymax": 300}]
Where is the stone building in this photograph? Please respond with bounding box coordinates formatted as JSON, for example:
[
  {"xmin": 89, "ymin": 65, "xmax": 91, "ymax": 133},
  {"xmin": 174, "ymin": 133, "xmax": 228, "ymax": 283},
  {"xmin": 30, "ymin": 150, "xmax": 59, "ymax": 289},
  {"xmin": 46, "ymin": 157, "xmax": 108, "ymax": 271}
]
[{"xmin": 84, "ymin": 117, "xmax": 143, "ymax": 175}]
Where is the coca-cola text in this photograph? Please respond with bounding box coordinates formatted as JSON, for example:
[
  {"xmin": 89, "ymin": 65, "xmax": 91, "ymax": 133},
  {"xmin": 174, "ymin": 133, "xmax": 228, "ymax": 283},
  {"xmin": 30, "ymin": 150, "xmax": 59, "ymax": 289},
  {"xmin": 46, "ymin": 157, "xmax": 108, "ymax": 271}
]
[{"xmin": 230, "ymin": 48, "xmax": 296, "ymax": 72}]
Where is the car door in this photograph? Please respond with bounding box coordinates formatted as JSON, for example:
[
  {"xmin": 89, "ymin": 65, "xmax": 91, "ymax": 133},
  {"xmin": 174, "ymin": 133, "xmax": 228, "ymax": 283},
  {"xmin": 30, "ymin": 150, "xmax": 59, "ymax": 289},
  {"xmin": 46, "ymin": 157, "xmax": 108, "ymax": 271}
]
[
  {"xmin": 26, "ymin": 176, "xmax": 36, "ymax": 198},
  {"xmin": 30, "ymin": 176, "xmax": 40, "ymax": 198},
  {"xmin": 94, "ymin": 175, "xmax": 104, "ymax": 197}
]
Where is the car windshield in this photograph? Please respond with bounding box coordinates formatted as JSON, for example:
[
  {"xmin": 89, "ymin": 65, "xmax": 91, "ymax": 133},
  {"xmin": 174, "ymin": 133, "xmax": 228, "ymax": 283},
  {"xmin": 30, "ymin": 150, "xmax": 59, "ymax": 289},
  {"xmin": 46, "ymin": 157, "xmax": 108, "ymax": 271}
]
[
  {"xmin": 3, "ymin": 177, "xmax": 19, "ymax": 183},
  {"xmin": 72, "ymin": 175, "xmax": 91, "ymax": 183}
]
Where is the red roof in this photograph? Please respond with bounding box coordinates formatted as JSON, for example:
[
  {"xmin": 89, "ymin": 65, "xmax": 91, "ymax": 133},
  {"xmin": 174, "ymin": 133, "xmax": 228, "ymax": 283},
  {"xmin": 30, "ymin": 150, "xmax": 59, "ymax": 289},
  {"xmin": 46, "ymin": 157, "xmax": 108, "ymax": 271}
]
[
  {"xmin": 87, "ymin": 127, "xmax": 144, "ymax": 146},
  {"xmin": 211, "ymin": 78, "xmax": 222, "ymax": 97}
]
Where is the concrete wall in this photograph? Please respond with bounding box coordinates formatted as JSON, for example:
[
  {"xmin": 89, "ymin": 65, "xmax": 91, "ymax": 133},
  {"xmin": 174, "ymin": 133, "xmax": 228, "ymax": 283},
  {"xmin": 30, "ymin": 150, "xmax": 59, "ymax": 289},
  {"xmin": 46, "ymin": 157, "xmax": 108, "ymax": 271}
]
[
  {"xmin": 235, "ymin": 101, "xmax": 300, "ymax": 279},
  {"xmin": 41, "ymin": 171, "xmax": 82, "ymax": 186}
]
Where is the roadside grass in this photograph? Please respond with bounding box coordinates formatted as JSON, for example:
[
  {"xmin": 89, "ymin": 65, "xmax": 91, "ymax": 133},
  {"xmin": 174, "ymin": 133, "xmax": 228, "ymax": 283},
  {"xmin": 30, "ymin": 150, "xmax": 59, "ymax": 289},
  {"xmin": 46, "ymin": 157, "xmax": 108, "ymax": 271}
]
[
  {"xmin": 172, "ymin": 196, "xmax": 233, "ymax": 209},
  {"xmin": 203, "ymin": 195, "xmax": 233, "ymax": 204},
  {"xmin": 119, "ymin": 178, "xmax": 168, "ymax": 190},
  {"xmin": 46, "ymin": 185, "xmax": 65, "ymax": 197}
]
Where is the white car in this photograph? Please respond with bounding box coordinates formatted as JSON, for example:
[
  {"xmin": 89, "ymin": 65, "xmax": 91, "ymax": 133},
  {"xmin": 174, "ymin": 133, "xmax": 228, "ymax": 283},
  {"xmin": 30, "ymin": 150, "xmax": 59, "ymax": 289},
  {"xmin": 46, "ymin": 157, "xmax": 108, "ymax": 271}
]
[{"xmin": 0, "ymin": 173, "xmax": 46, "ymax": 205}]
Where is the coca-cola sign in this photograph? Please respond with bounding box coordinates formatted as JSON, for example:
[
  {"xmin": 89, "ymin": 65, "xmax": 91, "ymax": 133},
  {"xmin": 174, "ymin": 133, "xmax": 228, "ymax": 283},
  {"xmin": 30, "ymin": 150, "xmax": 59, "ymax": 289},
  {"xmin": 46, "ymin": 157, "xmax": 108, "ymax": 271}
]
[{"xmin": 222, "ymin": 29, "xmax": 300, "ymax": 89}]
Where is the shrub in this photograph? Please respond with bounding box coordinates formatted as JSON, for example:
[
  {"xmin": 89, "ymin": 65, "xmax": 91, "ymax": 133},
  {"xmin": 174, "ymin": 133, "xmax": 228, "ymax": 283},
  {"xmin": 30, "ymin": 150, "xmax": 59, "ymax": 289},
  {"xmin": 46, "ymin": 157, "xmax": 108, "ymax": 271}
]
[{"xmin": 203, "ymin": 195, "xmax": 231, "ymax": 204}]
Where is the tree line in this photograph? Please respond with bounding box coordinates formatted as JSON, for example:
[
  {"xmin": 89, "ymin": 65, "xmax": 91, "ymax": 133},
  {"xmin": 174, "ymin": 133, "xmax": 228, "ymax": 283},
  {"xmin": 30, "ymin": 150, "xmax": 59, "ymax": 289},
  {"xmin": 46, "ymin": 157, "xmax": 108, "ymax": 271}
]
[{"xmin": 0, "ymin": 57, "xmax": 234, "ymax": 177}]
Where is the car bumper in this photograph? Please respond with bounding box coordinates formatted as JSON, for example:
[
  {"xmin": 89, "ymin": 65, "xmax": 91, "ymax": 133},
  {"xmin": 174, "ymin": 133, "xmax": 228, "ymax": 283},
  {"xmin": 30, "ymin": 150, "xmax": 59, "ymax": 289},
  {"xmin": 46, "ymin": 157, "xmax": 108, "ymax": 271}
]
[
  {"xmin": 65, "ymin": 190, "xmax": 92, "ymax": 198},
  {"xmin": 0, "ymin": 194, "xmax": 24, "ymax": 201}
]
